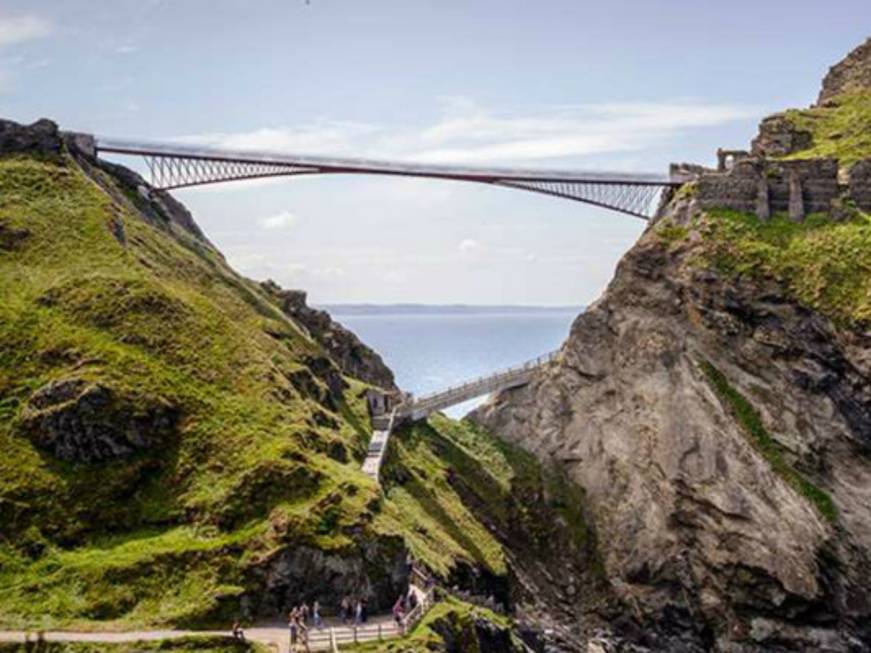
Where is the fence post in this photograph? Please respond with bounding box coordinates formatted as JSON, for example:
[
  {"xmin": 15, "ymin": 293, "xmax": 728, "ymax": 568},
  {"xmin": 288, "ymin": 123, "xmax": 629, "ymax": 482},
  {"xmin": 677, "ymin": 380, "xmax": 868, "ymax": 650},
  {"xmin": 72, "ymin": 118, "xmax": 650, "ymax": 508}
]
[
  {"xmin": 353, "ymin": 625, "xmax": 358, "ymax": 644},
  {"xmin": 378, "ymin": 623, "xmax": 383, "ymax": 641}
]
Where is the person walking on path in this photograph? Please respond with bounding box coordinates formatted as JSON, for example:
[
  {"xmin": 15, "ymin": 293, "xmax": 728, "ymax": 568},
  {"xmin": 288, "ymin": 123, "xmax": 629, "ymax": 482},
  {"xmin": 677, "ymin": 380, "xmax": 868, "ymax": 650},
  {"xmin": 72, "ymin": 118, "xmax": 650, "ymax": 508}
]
[
  {"xmin": 231, "ymin": 619, "xmax": 245, "ymax": 641},
  {"xmin": 340, "ymin": 596, "xmax": 350, "ymax": 625},
  {"xmin": 313, "ymin": 600, "xmax": 322, "ymax": 629},
  {"xmin": 288, "ymin": 614, "xmax": 299, "ymax": 652},
  {"xmin": 354, "ymin": 598, "xmax": 363, "ymax": 626}
]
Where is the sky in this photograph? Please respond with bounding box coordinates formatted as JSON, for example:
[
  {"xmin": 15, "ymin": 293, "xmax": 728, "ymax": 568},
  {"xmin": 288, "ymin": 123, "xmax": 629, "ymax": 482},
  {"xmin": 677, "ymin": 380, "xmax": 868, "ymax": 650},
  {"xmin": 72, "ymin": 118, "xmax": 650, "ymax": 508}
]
[{"xmin": 1, "ymin": 1, "xmax": 869, "ymax": 305}]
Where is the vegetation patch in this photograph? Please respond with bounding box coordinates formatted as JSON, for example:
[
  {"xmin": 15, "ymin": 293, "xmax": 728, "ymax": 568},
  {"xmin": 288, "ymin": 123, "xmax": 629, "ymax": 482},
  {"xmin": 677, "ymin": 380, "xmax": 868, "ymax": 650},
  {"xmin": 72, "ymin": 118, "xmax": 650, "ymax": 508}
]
[
  {"xmin": 698, "ymin": 208, "xmax": 871, "ymax": 326},
  {"xmin": 700, "ymin": 360, "xmax": 837, "ymax": 522},
  {"xmin": 375, "ymin": 414, "xmax": 602, "ymax": 581},
  {"xmin": 779, "ymin": 90, "xmax": 871, "ymax": 167},
  {"xmin": 345, "ymin": 596, "xmax": 516, "ymax": 652},
  {"xmin": 0, "ymin": 636, "xmax": 266, "ymax": 653}
]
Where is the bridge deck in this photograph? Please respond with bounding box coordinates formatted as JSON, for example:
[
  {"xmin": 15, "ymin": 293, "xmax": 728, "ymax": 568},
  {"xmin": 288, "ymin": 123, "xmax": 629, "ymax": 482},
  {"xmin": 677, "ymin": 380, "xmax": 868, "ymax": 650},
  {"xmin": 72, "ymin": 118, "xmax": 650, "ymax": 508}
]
[
  {"xmin": 362, "ymin": 352, "xmax": 558, "ymax": 480},
  {"xmin": 94, "ymin": 137, "xmax": 677, "ymax": 185}
]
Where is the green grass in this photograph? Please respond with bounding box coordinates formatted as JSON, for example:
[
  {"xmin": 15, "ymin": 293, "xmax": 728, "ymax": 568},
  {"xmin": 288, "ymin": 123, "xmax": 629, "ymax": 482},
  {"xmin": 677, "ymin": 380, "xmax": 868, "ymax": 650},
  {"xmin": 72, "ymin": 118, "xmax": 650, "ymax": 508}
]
[
  {"xmin": 700, "ymin": 360, "xmax": 837, "ymax": 522},
  {"xmin": 0, "ymin": 636, "xmax": 267, "ymax": 653},
  {"xmin": 345, "ymin": 596, "xmax": 515, "ymax": 652},
  {"xmin": 699, "ymin": 208, "xmax": 871, "ymax": 326},
  {"xmin": 373, "ymin": 414, "xmax": 601, "ymax": 580},
  {"xmin": 779, "ymin": 90, "xmax": 871, "ymax": 168},
  {"xmin": 656, "ymin": 221, "xmax": 690, "ymax": 244}
]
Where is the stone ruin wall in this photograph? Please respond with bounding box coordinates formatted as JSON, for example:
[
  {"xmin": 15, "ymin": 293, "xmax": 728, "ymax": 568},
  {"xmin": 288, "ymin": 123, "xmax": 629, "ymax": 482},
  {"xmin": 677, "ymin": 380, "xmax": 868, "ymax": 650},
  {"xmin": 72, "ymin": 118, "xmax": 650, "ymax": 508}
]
[{"xmin": 694, "ymin": 157, "xmax": 871, "ymax": 221}]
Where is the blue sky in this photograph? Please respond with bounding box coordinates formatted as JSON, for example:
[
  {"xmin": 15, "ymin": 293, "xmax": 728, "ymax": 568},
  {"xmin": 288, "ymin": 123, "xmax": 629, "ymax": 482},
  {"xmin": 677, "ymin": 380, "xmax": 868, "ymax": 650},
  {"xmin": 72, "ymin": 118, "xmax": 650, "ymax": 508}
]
[{"xmin": 2, "ymin": 1, "xmax": 869, "ymax": 304}]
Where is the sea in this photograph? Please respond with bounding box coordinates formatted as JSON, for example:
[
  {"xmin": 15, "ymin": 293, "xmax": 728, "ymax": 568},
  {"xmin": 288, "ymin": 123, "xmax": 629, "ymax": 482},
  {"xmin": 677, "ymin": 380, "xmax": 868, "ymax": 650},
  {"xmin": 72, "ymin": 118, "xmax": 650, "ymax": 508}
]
[{"xmin": 322, "ymin": 305, "xmax": 580, "ymax": 417}]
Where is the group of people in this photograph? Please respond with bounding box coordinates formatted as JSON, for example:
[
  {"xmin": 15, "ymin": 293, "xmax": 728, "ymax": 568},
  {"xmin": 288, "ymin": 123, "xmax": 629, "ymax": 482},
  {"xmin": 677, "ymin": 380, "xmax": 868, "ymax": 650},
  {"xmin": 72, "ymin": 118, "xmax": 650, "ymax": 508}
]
[
  {"xmin": 232, "ymin": 584, "xmax": 427, "ymax": 650},
  {"xmin": 338, "ymin": 595, "xmax": 369, "ymax": 625},
  {"xmin": 287, "ymin": 601, "xmax": 321, "ymax": 651}
]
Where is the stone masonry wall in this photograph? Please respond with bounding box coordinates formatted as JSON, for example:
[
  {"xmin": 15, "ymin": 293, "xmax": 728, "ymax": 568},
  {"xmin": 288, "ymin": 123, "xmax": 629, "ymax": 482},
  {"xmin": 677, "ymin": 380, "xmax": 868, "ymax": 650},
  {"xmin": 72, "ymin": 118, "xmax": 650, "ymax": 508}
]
[
  {"xmin": 849, "ymin": 160, "xmax": 871, "ymax": 211},
  {"xmin": 697, "ymin": 157, "xmax": 848, "ymax": 221}
]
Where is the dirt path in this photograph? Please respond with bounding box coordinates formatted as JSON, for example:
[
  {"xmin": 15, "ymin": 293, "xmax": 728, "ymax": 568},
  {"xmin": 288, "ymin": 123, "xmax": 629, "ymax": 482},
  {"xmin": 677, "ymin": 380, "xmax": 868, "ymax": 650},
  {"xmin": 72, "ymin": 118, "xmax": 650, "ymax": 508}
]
[{"xmin": 0, "ymin": 615, "xmax": 402, "ymax": 653}]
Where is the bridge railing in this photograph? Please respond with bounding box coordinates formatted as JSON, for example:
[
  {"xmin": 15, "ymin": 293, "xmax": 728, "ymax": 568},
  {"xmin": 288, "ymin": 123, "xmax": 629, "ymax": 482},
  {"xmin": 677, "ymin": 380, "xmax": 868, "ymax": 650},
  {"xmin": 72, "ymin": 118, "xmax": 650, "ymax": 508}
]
[{"xmin": 399, "ymin": 350, "xmax": 559, "ymax": 414}]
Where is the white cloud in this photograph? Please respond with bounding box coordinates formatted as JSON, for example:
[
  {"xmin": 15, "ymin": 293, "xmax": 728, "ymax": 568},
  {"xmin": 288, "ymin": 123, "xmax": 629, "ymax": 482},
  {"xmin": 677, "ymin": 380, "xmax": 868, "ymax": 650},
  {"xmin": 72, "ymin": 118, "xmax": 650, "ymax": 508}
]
[
  {"xmin": 258, "ymin": 210, "xmax": 297, "ymax": 230},
  {"xmin": 458, "ymin": 238, "xmax": 479, "ymax": 253},
  {"xmin": 115, "ymin": 45, "xmax": 138, "ymax": 55},
  {"xmin": 176, "ymin": 97, "xmax": 759, "ymax": 170},
  {"xmin": 0, "ymin": 14, "xmax": 52, "ymax": 48}
]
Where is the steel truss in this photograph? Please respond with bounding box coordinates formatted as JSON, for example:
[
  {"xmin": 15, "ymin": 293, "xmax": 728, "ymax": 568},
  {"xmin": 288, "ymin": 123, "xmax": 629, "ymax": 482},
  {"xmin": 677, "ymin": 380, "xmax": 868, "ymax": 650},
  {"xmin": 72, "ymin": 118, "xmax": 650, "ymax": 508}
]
[{"xmin": 95, "ymin": 137, "xmax": 683, "ymax": 220}]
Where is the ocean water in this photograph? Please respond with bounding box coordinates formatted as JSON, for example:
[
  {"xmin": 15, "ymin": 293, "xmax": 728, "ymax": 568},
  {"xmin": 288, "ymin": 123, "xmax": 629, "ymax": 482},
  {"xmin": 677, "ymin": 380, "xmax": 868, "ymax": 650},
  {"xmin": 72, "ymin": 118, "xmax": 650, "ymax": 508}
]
[{"xmin": 324, "ymin": 307, "xmax": 580, "ymax": 417}]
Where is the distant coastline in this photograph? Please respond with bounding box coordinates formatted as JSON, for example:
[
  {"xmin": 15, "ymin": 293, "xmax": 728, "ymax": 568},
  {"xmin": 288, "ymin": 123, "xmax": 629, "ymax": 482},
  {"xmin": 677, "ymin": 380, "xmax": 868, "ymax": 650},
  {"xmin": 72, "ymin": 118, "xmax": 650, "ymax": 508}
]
[{"xmin": 320, "ymin": 304, "xmax": 583, "ymax": 316}]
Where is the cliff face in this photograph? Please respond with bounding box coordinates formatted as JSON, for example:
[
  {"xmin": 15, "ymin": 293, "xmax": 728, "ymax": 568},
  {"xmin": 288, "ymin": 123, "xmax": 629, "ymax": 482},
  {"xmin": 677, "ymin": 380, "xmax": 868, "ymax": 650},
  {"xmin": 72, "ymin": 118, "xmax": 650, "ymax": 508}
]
[
  {"xmin": 475, "ymin": 40, "xmax": 871, "ymax": 652},
  {"xmin": 259, "ymin": 281, "xmax": 397, "ymax": 391},
  {"xmin": 819, "ymin": 37, "xmax": 871, "ymax": 105}
]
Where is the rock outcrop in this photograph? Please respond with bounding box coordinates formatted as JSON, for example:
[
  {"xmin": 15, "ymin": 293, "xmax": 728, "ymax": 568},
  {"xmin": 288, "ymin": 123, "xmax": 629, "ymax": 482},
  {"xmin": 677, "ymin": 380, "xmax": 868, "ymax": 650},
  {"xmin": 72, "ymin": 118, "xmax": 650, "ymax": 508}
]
[
  {"xmin": 261, "ymin": 281, "xmax": 397, "ymax": 391},
  {"xmin": 818, "ymin": 37, "xmax": 871, "ymax": 105},
  {"xmin": 0, "ymin": 118, "xmax": 62, "ymax": 157},
  {"xmin": 19, "ymin": 377, "xmax": 180, "ymax": 463},
  {"xmin": 751, "ymin": 115, "xmax": 813, "ymax": 159}
]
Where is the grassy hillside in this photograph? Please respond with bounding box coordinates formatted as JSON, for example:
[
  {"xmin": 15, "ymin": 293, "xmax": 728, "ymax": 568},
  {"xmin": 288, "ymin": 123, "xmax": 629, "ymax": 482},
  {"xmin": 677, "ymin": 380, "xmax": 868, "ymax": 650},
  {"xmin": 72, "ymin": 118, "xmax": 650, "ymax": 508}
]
[
  {"xmin": 780, "ymin": 90, "xmax": 871, "ymax": 167},
  {"xmin": 0, "ymin": 152, "xmax": 390, "ymax": 627}
]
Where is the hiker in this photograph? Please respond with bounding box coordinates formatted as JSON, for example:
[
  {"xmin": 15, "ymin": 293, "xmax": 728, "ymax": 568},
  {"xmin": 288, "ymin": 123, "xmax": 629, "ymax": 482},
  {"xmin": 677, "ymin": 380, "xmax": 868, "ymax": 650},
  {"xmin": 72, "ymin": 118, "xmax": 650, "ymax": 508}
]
[
  {"xmin": 300, "ymin": 601, "xmax": 310, "ymax": 625},
  {"xmin": 361, "ymin": 597, "xmax": 369, "ymax": 623},
  {"xmin": 392, "ymin": 596, "xmax": 406, "ymax": 633},
  {"xmin": 354, "ymin": 598, "xmax": 363, "ymax": 626},
  {"xmin": 313, "ymin": 600, "xmax": 323, "ymax": 629},
  {"xmin": 288, "ymin": 614, "xmax": 299, "ymax": 651},
  {"xmin": 232, "ymin": 619, "xmax": 245, "ymax": 641}
]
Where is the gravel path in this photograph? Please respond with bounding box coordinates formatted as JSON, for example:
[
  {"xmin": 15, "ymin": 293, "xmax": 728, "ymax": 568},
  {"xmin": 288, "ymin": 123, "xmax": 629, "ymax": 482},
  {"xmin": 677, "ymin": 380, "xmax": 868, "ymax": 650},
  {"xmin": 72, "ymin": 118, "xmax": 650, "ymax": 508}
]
[{"xmin": 0, "ymin": 615, "xmax": 403, "ymax": 653}]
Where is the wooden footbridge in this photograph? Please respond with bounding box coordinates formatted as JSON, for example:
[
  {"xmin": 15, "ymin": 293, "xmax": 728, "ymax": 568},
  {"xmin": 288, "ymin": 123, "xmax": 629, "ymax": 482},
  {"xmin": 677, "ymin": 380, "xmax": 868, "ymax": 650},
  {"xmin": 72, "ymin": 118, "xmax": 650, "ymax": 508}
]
[{"xmin": 362, "ymin": 352, "xmax": 558, "ymax": 479}]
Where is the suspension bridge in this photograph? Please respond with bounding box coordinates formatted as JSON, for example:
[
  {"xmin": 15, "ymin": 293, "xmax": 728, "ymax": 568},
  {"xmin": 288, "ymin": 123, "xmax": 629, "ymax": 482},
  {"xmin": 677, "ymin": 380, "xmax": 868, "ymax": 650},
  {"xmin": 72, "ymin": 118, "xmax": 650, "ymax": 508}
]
[{"xmin": 78, "ymin": 135, "xmax": 690, "ymax": 220}]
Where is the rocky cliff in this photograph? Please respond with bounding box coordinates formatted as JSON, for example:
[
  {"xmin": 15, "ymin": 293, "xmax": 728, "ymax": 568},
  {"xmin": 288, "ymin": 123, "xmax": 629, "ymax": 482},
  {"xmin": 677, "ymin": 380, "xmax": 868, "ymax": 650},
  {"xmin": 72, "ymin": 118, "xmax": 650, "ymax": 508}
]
[
  {"xmin": 475, "ymin": 38, "xmax": 871, "ymax": 652},
  {"xmin": 259, "ymin": 281, "xmax": 396, "ymax": 391},
  {"xmin": 819, "ymin": 37, "xmax": 871, "ymax": 105}
]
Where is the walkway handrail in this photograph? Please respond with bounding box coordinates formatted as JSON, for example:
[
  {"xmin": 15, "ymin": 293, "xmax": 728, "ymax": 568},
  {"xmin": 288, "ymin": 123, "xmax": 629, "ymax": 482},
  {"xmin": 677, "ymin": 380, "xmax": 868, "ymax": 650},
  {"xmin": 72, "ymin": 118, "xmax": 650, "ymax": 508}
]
[{"xmin": 401, "ymin": 350, "xmax": 559, "ymax": 412}]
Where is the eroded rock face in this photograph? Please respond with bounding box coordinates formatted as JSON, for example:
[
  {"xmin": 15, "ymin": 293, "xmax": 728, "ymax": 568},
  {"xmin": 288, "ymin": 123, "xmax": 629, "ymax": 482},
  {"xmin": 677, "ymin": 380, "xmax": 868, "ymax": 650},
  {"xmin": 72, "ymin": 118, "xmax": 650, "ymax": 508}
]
[
  {"xmin": 19, "ymin": 377, "xmax": 180, "ymax": 463},
  {"xmin": 430, "ymin": 613, "xmax": 529, "ymax": 653},
  {"xmin": 261, "ymin": 281, "xmax": 397, "ymax": 391},
  {"xmin": 818, "ymin": 36, "xmax": 871, "ymax": 105},
  {"xmin": 245, "ymin": 536, "xmax": 409, "ymax": 617},
  {"xmin": 474, "ymin": 201, "xmax": 871, "ymax": 650},
  {"xmin": 751, "ymin": 114, "xmax": 813, "ymax": 158},
  {"xmin": 0, "ymin": 118, "xmax": 62, "ymax": 157}
]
